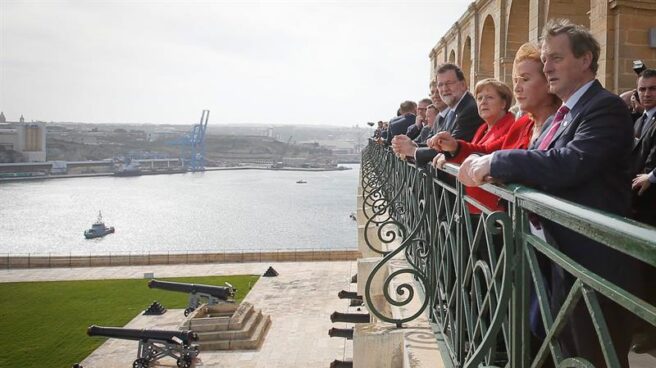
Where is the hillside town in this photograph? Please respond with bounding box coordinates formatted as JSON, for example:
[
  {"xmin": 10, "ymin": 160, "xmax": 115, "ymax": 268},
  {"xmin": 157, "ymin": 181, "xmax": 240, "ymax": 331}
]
[{"xmin": 0, "ymin": 112, "xmax": 369, "ymax": 169}]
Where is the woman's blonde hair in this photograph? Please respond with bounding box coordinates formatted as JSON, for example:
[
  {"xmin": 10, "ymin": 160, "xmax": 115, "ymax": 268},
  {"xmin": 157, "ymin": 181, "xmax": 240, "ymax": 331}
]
[
  {"xmin": 474, "ymin": 78, "xmax": 514, "ymax": 112},
  {"xmin": 514, "ymin": 42, "xmax": 542, "ymax": 68}
]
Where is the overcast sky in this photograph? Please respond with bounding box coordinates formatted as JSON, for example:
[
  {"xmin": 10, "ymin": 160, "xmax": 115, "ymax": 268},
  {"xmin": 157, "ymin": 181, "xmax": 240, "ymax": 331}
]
[{"xmin": 1, "ymin": 0, "xmax": 470, "ymax": 127}]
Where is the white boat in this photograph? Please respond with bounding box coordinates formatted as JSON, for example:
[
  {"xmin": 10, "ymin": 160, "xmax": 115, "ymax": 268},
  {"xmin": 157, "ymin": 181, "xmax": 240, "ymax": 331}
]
[{"xmin": 84, "ymin": 211, "xmax": 115, "ymax": 239}]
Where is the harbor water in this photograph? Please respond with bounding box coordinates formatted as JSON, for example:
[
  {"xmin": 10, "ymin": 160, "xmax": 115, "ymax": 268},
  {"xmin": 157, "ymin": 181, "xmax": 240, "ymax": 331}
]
[{"xmin": 0, "ymin": 165, "xmax": 359, "ymax": 255}]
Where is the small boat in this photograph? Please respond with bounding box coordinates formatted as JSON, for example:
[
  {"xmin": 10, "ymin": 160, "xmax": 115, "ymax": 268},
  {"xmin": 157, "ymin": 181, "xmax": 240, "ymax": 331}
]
[
  {"xmin": 296, "ymin": 180, "xmax": 307, "ymax": 184},
  {"xmin": 84, "ymin": 211, "xmax": 115, "ymax": 239},
  {"xmin": 114, "ymin": 158, "xmax": 142, "ymax": 177},
  {"xmin": 349, "ymin": 212, "xmax": 356, "ymax": 221}
]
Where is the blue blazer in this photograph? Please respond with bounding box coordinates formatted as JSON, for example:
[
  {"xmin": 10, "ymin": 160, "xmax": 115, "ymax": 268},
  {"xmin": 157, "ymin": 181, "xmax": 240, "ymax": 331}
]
[
  {"xmin": 386, "ymin": 113, "xmax": 416, "ymax": 145},
  {"xmin": 491, "ymin": 80, "xmax": 632, "ymax": 217},
  {"xmin": 490, "ymin": 80, "xmax": 641, "ymax": 365}
]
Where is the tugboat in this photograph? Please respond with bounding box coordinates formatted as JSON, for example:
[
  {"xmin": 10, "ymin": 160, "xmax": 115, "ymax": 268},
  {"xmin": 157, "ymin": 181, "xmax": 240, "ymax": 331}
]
[
  {"xmin": 296, "ymin": 179, "xmax": 307, "ymax": 184},
  {"xmin": 84, "ymin": 211, "xmax": 115, "ymax": 239}
]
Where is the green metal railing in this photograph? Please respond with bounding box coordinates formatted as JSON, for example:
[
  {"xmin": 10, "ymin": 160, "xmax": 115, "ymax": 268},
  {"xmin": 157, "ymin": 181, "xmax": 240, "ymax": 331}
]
[{"xmin": 360, "ymin": 141, "xmax": 656, "ymax": 368}]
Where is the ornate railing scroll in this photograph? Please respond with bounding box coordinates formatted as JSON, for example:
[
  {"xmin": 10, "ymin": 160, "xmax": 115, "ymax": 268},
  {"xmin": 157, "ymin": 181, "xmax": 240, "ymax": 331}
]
[
  {"xmin": 360, "ymin": 141, "xmax": 656, "ymax": 368},
  {"xmin": 360, "ymin": 142, "xmax": 404, "ymax": 255},
  {"xmin": 364, "ymin": 155, "xmax": 433, "ymax": 326}
]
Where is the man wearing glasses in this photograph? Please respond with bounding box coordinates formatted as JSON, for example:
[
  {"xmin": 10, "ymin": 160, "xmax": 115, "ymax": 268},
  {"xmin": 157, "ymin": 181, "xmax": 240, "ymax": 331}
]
[
  {"xmin": 392, "ymin": 63, "xmax": 482, "ymax": 166},
  {"xmin": 406, "ymin": 98, "xmax": 433, "ymax": 140}
]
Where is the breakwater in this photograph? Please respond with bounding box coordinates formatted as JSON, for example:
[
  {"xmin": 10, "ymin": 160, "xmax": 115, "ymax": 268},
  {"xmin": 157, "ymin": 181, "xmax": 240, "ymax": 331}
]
[{"xmin": 1, "ymin": 249, "xmax": 360, "ymax": 269}]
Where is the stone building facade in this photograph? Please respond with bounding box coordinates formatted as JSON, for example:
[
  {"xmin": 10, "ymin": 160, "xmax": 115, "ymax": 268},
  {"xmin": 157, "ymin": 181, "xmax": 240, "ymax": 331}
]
[{"xmin": 429, "ymin": 0, "xmax": 656, "ymax": 94}]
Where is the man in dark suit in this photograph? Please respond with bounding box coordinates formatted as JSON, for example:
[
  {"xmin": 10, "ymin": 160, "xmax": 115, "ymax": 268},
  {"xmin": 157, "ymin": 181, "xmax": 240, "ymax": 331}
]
[
  {"xmin": 628, "ymin": 68, "xmax": 656, "ymax": 353},
  {"xmin": 406, "ymin": 98, "xmax": 433, "ymax": 140},
  {"xmin": 386, "ymin": 101, "xmax": 417, "ymax": 145},
  {"xmin": 630, "ymin": 68, "xmax": 656, "ymax": 226},
  {"xmin": 414, "ymin": 104, "xmax": 439, "ymax": 144},
  {"xmin": 391, "ymin": 64, "xmax": 483, "ymax": 166},
  {"xmin": 458, "ymin": 19, "xmax": 641, "ymax": 367}
]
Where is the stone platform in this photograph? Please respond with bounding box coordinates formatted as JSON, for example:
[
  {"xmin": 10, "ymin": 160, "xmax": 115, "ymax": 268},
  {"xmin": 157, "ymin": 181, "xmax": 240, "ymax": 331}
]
[{"xmin": 0, "ymin": 261, "xmax": 356, "ymax": 368}]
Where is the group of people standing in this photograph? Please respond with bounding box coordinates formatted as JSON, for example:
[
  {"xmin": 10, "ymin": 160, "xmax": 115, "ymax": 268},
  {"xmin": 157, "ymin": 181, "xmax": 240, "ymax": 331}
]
[{"xmin": 378, "ymin": 18, "xmax": 656, "ymax": 367}]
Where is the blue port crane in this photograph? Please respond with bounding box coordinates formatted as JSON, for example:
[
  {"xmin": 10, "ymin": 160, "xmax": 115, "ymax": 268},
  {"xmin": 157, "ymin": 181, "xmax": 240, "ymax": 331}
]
[{"xmin": 167, "ymin": 110, "xmax": 210, "ymax": 172}]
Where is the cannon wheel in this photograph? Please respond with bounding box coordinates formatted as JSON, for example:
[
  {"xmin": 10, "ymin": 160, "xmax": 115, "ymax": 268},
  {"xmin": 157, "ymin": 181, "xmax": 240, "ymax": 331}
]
[
  {"xmin": 176, "ymin": 355, "xmax": 192, "ymax": 368},
  {"xmin": 133, "ymin": 358, "xmax": 149, "ymax": 368},
  {"xmin": 183, "ymin": 307, "xmax": 195, "ymax": 317}
]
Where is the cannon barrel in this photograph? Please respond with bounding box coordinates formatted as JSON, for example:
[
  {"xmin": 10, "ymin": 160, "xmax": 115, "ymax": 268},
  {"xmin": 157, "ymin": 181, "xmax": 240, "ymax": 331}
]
[
  {"xmin": 148, "ymin": 279, "xmax": 234, "ymax": 300},
  {"xmin": 328, "ymin": 327, "xmax": 353, "ymax": 339},
  {"xmin": 87, "ymin": 325, "xmax": 198, "ymax": 345},
  {"xmin": 330, "ymin": 311, "xmax": 370, "ymax": 324},
  {"xmin": 337, "ymin": 290, "xmax": 361, "ymax": 300},
  {"xmin": 330, "ymin": 359, "xmax": 353, "ymax": 368}
]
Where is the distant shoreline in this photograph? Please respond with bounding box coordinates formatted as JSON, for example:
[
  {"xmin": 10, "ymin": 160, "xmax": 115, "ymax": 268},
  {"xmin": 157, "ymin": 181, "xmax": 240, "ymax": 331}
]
[{"xmin": 0, "ymin": 165, "xmax": 354, "ymax": 182}]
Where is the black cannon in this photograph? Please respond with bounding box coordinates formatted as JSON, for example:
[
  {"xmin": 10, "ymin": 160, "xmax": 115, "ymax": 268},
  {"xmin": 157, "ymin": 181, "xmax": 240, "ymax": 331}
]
[
  {"xmin": 87, "ymin": 325, "xmax": 199, "ymax": 368},
  {"xmin": 148, "ymin": 279, "xmax": 236, "ymax": 316},
  {"xmin": 330, "ymin": 359, "xmax": 353, "ymax": 368},
  {"xmin": 330, "ymin": 311, "xmax": 370, "ymax": 324},
  {"xmin": 337, "ymin": 290, "xmax": 363, "ymax": 306},
  {"xmin": 337, "ymin": 290, "xmax": 361, "ymax": 300},
  {"xmin": 328, "ymin": 327, "xmax": 354, "ymax": 340}
]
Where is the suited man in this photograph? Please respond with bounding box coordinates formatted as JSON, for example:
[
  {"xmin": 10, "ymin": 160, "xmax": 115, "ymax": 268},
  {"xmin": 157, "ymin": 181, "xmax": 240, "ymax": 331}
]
[
  {"xmin": 406, "ymin": 98, "xmax": 433, "ymax": 140},
  {"xmin": 428, "ymin": 81, "xmax": 450, "ymax": 133},
  {"xmin": 386, "ymin": 101, "xmax": 417, "ymax": 145},
  {"xmin": 414, "ymin": 104, "xmax": 439, "ymax": 144},
  {"xmin": 628, "ymin": 69, "xmax": 656, "ymax": 353},
  {"xmin": 458, "ymin": 19, "xmax": 640, "ymax": 367},
  {"xmin": 423, "ymin": 85, "xmax": 450, "ymax": 140},
  {"xmin": 392, "ymin": 64, "xmax": 483, "ymax": 166},
  {"xmin": 630, "ymin": 68, "xmax": 656, "ymax": 226}
]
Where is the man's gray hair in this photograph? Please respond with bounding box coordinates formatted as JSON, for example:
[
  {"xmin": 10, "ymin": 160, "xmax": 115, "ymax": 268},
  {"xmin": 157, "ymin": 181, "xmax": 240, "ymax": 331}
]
[{"xmin": 541, "ymin": 18, "xmax": 600, "ymax": 74}]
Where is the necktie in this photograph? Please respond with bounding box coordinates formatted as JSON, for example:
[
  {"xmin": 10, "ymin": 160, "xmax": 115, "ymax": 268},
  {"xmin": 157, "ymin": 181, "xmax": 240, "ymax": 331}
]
[
  {"xmin": 636, "ymin": 113, "xmax": 649, "ymax": 138},
  {"xmin": 444, "ymin": 110, "xmax": 456, "ymax": 132},
  {"xmin": 537, "ymin": 105, "xmax": 570, "ymax": 150}
]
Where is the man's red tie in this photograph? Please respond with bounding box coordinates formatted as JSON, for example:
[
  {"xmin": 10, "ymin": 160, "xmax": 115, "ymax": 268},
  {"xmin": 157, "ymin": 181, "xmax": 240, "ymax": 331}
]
[{"xmin": 537, "ymin": 105, "xmax": 570, "ymax": 150}]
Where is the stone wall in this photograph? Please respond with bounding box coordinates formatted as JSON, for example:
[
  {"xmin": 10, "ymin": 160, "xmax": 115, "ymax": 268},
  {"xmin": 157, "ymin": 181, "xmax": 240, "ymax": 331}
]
[
  {"xmin": 0, "ymin": 249, "xmax": 360, "ymax": 269},
  {"xmin": 429, "ymin": 0, "xmax": 656, "ymax": 93}
]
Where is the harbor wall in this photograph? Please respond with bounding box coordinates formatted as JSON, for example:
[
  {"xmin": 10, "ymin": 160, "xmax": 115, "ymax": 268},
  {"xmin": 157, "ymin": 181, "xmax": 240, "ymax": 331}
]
[{"xmin": 0, "ymin": 249, "xmax": 360, "ymax": 269}]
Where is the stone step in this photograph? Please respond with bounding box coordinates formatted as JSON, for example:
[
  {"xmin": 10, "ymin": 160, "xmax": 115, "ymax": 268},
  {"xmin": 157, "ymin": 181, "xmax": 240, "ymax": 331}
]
[
  {"xmin": 187, "ymin": 302, "xmax": 254, "ymax": 332},
  {"xmin": 227, "ymin": 301, "xmax": 256, "ymax": 330},
  {"xmin": 196, "ymin": 310, "xmax": 262, "ymax": 341},
  {"xmin": 199, "ymin": 314, "xmax": 271, "ymax": 351}
]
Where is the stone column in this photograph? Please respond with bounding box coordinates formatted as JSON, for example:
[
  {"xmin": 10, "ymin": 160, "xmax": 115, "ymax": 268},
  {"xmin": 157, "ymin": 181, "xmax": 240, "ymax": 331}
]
[{"xmin": 606, "ymin": 0, "xmax": 656, "ymax": 93}]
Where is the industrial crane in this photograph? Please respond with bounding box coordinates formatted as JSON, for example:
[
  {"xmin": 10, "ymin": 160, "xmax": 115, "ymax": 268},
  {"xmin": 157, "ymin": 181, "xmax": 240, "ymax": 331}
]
[{"xmin": 168, "ymin": 110, "xmax": 209, "ymax": 172}]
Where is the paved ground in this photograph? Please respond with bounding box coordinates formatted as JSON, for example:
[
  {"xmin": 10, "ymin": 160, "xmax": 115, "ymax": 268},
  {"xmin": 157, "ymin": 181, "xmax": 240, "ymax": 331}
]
[
  {"xmin": 0, "ymin": 261, "xmax": 356, "ymax": 368},
  {"xmin": 2, "ymin": 262, "xmax": 654, "ymax": 367}
]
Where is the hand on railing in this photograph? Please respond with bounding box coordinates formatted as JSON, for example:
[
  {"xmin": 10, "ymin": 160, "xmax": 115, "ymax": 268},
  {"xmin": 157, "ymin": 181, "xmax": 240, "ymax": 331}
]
[
  {"xmin": 431, "ymin": 153, "xmax": 447, "ymax": 169},
  {"xmin": 391, "ymin": 135, "xmax": 417, "ymax": 159},
  {"xmin": 428, "ymin": 131, "xmax": 458, "ymax": 153},
  {"xmin": 458, "ymin": 154, "xmax": 494, "ymax": 187}
]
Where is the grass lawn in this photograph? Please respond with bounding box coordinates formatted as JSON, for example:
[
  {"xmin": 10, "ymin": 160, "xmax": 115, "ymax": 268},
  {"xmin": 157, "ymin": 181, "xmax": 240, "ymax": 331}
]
[{"xmin": 0, "ymin": 275, "xmax": 259, "ymax": 368}]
